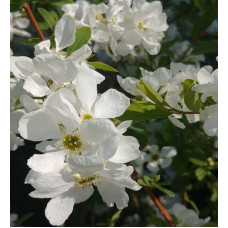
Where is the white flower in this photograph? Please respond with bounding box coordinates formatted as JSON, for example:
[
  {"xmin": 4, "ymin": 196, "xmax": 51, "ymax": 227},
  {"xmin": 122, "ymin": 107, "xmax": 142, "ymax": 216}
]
[
  {"xmin": 10, "ymin": 12, "xmax": 30, "ymax": 41},
  {"xmin": 145, "ymin": 145, "xmax": 177, "ymax": 174},
  {"xmin": 169, "ymin": 203, "xmax": 210, "ymax": 227},
  {"xmin": 26, "ymin": 154, "xmax": 141, "ymax": 226},
  {"xmin": 19, "ymin": 88, "xmax": 139, "ymax": 163}
]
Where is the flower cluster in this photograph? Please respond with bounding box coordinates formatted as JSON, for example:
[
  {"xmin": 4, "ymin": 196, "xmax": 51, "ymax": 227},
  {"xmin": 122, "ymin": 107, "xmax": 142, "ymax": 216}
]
[
  {"xmin": 61, "ymin": 0, "xmax": 168, "ymax": 58},
  {"xmin": 118, "ymin": 61, "xmax": 218, "ymax": 135},
  {"xmin": 11, "ymin": 38, "xmax": 143, "ymax": 225}
]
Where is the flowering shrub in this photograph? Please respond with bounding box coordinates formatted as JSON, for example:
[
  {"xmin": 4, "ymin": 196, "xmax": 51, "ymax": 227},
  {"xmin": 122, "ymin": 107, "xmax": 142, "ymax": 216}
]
[{"xmin": 10, "ymin": 0, "xmax": 218, "ymax": 227}]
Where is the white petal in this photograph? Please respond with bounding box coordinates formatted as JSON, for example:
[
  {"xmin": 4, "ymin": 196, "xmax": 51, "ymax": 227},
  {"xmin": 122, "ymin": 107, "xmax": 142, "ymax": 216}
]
[
  {"xmin": 76, "ymin": 70, "xmax": 98, "ymax": 112},
  {"xmin": 23, "ymin": 73, "xmax": 51, "ymax": 97},
  {"xmin": 70, "ymin": 44, "xmax": 92, "ymax": 62},
  {"xmin": 124, "ymin": 29, "xmax": 141, "ymax": 45},
  {"xmin": 30, "ymin": 172, "xmax": 73, "ymax": 198},
  {"xmin": 117, "ymin": 120, "xmax": 132, "ymax": 134},
  {"xmin": 80, "ymin": 119, "xmax": 118, "ymax": 144},
  {"xmin": 203, "ymin": 113, "xmax": 218, "ymax": 136},
  {"xmin": 28, "ymin": 152, "xmax": 65, "ymax": 173},
  {"xmin": 34, "ymin": 40, "xmax": 51, "ymax": 55},
  {"xmin": 117, "ymin": 75, "xmax": 141, "ymax": 96},
  {"xmin": 36, "ymin": 139, "xmax": 62, "ymax": 153},
  {"xmin": 68, "ymin": 154, "xmax": 104, "ymax": 176},
  {"xmin": 19, "ymin": 109, "xmax": 61, "ymax": 141},
  {"xmin": 94, "ymin": 89, "xmax": 130, "ymax": 118},
  {"xmin": 45, "ymin": 191, "xmax": 75, "ymax": 226},
  {"xmin": 10, "ymin": 56, "xmax": 35, "ymax": 79},
  {"xmin": 142, "ymin": 38, "xmax": 160, "ymax": 55},
  {"xmin": 44, "ymin": 89, "xmax": 80, "ymax": 132},
  {"xmin": 97, "ymin": 177, "xmax": 129, "ymax": 209},
  {"xmin": 146, "ymin": 162, "xmax": 159, "ymax": 173},
  {"xmin": 33, "ymin": 54, "xmax": 77, "ymax": 85},
  {"xmin": 109, "ymin": 136, "xmax": 140, "ymax": 163},
  {"xmin": 159, "ymin": 157, "xmax": 172, "ymax": 168},
  {"xmin": 100, "ymin": 135, "xmax": 120, "ymax": 160},
  {"xmin": 20, "ymin": 95, "xmax": 40, "ymax": 112},
  {"xmin": 10, "ymin": 109, "xmax": 26, "ymax": 133},
  {"xmin": 55, "ymin": 15, "xmax": 76, "ymax": 52},
  {"xmin": 168, "ymin": 116, "xmax": 186, "ymax": 129},
  {"xmin": 116, "ymin": 41, "xmax": 134, "ymax": 56},
  {"xmin": 161, "ymin": 146, "xmax": 177, "ymax": 158}
]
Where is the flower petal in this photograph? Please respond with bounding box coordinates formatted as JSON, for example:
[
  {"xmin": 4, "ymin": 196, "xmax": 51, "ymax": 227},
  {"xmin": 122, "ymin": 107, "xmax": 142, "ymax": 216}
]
[
  {"xmin": 93, "ymin": 89, "xmax": 130, "ymax": 118},
  {"xmin": 55, "ymin": 15, "xmax": 76, "ymax": 52},
  {"xmin": 19, "ymin": 109, "xmax": 61, "ymax": 141},
  {"xmin": 161, "ymin": 146, "xmax": 177, "ymax": 158}
]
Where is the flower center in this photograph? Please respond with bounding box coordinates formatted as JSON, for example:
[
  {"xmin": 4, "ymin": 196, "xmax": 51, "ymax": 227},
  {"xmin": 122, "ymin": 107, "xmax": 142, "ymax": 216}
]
[
  {"xmin": 137, "ymin": 22, "xmax": 144, "ymax": 29},
  {"xmin": 82, "ymin": 114, "xmax": 93, "ymax": 121},
  {"xmin": 151, "ymin": 154, "xmax": 160, "ymax": 161},
  {"xmin": 73, "ymin": 173, "xmax": 100, "ymax": 189},
  {"xmin": 63, "ymin": 134, "xmax": 82, "ymax": 151}
]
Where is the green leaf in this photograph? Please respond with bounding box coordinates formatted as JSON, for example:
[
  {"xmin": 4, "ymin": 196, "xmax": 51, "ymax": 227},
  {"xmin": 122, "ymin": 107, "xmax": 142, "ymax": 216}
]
[
  {"xmin": 21, "ymin": 37, "xmax": 41, "ymax": 45},
  {"xmin": 67, "ymin": 27, "xmax": 92, "ymax": 56},
  {"xmin": 38, "ymin": 8, "xmax": 57, "ymax": 30},
  {"xmin": 118, "ymin": 102, "xmax": 172, "ymax": 121},
  {"xmin": 50, "ymin": 0, "xmax": 74, "ymax": 6},
  {"xmin": 87, "ymin": 62, "xmax": 118, "ymax": 72},
  {"xmin": 195, "ymin": 167, "xmax": 207, "ymax": 181},
  {"xmin": 202, "ymin": 222, "xmax": 218, "ymax": 227},
  {"xmin": 191, "ymin": 7, "xmax": 217, "ymax": 37},
  {"xmin": 86, "ymin": 54, "xmax": 96, "ymax": 61},
  {"xmin": 154, "ymin": 175, "xmax": 161, "ymax": 183},
  {"xmin": 184, "ymin": 195, "xmax": 200, "ymax": 214},
  {"xmin": 10, "ymin": 0, "xmax": 26, "ymax": 12},
  {"xmin": 130, "ymin": 121, "xmax": 148, "ymax": 133},
  {"xmin": 182, "ymin": 79, "xmax": 201, "ymax": 112},
  {"xmin": 14, "ymin": 213, "xmax": 34, "ymax": 226},
  {"xmin": 192, "ymin": 40, "xmax": 218, "ymax": 55},
  {"xmin": 194, "ymin": 0, "xmax": 204, "ymax": 12},
  {"xmin": 143, "ymin": 175, "xmax": 153, "ymax": 185},
  {"xmin": 153, "ymin": 183, "xmax": 175, "ymax": 197},
  {"xmin": 108, "ymin": 210, "xmax": 122, "ymax": 227},
  {"xmin": 211, "ymin": 182, "xmax": 218, "ymax": 202},
  {"xmin": 137, "ymin": 79, "xmax": 164, "ymax": 107},
  {"xmin": 138, "ymin": 179, "xmax": 150, "ymax": 186},
  {"xmin": 50, "ymin": 34, "xmax": 56, "ymax": 48}
]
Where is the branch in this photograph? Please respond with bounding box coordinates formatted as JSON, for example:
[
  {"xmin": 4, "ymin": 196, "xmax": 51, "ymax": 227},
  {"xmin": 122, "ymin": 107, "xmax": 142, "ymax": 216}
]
[
  {"xmin": 23, "ymin": 1, "xmax": 45, "ymax": 41},
  {"xmin": 127, "ymin": 162, "xmax": 176, "ymax": 227}
]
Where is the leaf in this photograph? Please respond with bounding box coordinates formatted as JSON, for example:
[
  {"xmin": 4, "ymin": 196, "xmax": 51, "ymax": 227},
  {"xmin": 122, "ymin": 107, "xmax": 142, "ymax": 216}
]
[
  {"xmin": 49, "ymin": 0, "xmax": 74, "ymax": 6},
  {"xmin": 50, "ymin": 34, "xmax": 56, "ymax": 48},
  {"xmin": 195, "ymin": 167, "xmax": 207, "ymax": 181},
  {"xmin": 21, "ymin": 37, "xmax": 41, "ymax": 45},
  {"xmin": 143, "ymin": 175, "xmax": 153, "ymax": 185},
  {"xmin": 108, "ymin": 210, "xmax": 122, "ymax": 227},
  {"xmin": 130, "ymin": 121, "xmax": 148, "ymax": 133},
  {"xmin": 38, "ymin": 8, "xmax": 57, "ymax": 30},
  {"xmin": 184, "ymin": 195, "xmax": 200, "ymax": 214},
  {"xmin": 67, "ymin": 27, "xmax": 91, "ymax": 56},
  {"xmin": 191, "ymin": 7, "xmax": 217, "ymax": 37},
  {"xmin": 10, "ymin": 0, "xmax": 26, "ymax": 12},
  {"xmin": 154, "ymin": 175, "xmax": 161, "ymax": 183},
  {"xmin": 192, "ymin": 40, "xmax": 218, "ymax": 55},
  {"xmin": 118, "ymin": 102, "xmax": 172, "ymax": 121},
  {"xmin": 14, "ymin": 213, "xmax": 34, "ymax": 226},
  {"xmin": 182, "ymin": 79, "xmax": 201, "ymax": 112},
  {"xmin": 138, "ymin": 179, "xmax": 150, "ymax": 186},
  {"xmin": 87, "ymin": 62, "xmax": 118, "ymax": 72},
  {"xmin": 194, "ymin": 0, "xmax": 204, "ymax": 12},
  {"xmin": 153, "ymin": 183, "xmax": 175, "ymax": 197},
  {"xmin": 86, "ymin": 54, "xmax": 96, "ymax": 61}
]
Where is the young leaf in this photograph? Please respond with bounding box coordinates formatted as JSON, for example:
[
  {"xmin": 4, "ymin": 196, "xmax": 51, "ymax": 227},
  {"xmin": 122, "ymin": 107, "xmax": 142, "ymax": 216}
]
[
  {"xmin": 192, "ymin": 40, "xmax": 218, "ymax": 55},
  {"xmin": 10, "ymin": 0, "xmax": 26, "ymax": 12},
  {"xmin": 118, "ymin": 102, "xmax": 172, "ymax": 121},
  {"xmin": 143, "ymin": 175, "xmax": 153, "ymax": 185},
  {"xmin": 67, "ymin": 27, "xmax": 91, "ymax": 56},
  {"xmin": 38, "ymin": 8, "xmax": 57, "ymax": 30},
  {"xmin": 153, "ymin": 183, "xmax": 175, "ymax": 197},
  {"xmin": 108, "ymin": 210, "xmax": 122, "ymax": 227},
  {"xmin": 195, "ymin": 167, "xmax": 207, "ymax": 181},
  {"xmin": 138, "ymin": 179, "xmax": 150, "ymax": 186},
  {"xmin": 182, "ymin": 79, "xmax": 201, "ymax": 112},
  {"xmin": 87, "ymin": 62, "xmax": 118, "ymax": 72},
  {"xmin": 154, "ymin": 175, "xmax": 161, "ymax": 183},
  {"xmin": 137, "ymin": 79, "xmax": 164, "ymax": 108},
  {"xmin": 21, "ymin": 37, "xmax": 41, "ymax": 45}
]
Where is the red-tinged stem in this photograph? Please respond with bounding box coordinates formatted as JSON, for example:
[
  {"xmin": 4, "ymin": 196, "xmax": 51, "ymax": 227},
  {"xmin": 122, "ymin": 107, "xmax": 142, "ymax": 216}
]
[
  {"xmin": 127, "ymin": 162, "xmax": 176, "ymax": 227},
  {"xmin": 23, "ymin": 1, "xmax": 45, "ymax": 41}
]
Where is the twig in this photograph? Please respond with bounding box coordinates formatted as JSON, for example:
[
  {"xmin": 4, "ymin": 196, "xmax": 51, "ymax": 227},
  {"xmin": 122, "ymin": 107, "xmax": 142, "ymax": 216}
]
[
  {"xmin": 175, "ymin": 32, "xmax": 208, "ymax": 62},
  {"xmin": 23, "ymin": 1, "xmax": 45, "ymax": 41},
  {"xmin": 127, "ymin": 162, "xmax": 176, "ymax": 227}
]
